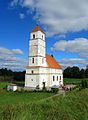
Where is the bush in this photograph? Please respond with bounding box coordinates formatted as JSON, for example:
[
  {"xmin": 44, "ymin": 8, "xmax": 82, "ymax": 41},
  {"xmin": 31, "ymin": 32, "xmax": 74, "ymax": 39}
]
[
  {"xmin": 3, "ymin": 85, "xmax": 7, "ymax": 90},
  {"xmin": 51, "ymin": 88, "xmax": 59, "ymax": 93},
  {"xmin": 80, "ymin": 80, "xmax": 88, "ymax": 89}
]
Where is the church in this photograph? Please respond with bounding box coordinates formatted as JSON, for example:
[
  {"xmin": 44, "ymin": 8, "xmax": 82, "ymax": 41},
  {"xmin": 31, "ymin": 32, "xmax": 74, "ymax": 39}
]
[{"xmin": 25, "ymin": 25, "xmax": 63, "ymax": 89}]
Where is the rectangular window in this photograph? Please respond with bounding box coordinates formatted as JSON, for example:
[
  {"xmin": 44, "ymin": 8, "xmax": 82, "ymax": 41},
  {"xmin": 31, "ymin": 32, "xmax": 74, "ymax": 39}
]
[
  {"xmin": 31, "ymin": 70, "xmax": 34, "ymax": 74},
  {"xmin": 60, "ymin": 76, "xmax": 61, "ymax": 80},
  {"xmin": 57, "ymin": 76, "xmax": 58, "ymax": 81},
  {"xmin": 53, "ymin": 76, "xmax": 55, "ymax": 81},
  {"xmin": 32, "ymin": 58, "xmax": 34, "ymax": 63}
]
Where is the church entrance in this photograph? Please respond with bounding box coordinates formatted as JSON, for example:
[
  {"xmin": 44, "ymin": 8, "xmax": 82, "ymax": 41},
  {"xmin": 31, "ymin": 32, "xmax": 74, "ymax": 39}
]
[{"xmin": 42, "ymin": 82, "xmax": 46, "ymax": 90}]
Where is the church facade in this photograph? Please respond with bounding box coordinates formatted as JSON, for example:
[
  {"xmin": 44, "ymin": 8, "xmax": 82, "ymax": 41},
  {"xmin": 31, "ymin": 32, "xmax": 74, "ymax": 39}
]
[{"xmin": 25, "ymin": 26, "xmax": 63, "ymax": 89}]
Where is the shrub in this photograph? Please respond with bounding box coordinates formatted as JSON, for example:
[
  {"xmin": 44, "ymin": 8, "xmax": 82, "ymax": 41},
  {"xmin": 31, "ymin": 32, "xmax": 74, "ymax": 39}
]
[
  {"xmin": 80, "ymin": 80, "xmax": 88, "ymax": 89},
  {"xmin": 51, "ymin": 88, "xmax": 59, "ymax": 93}
]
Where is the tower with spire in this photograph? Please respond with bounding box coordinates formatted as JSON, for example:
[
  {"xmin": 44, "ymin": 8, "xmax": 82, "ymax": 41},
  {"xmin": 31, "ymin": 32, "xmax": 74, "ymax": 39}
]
[{"xmin": 25, "ymin": 25, "xmax": 63, "ymax": 89}]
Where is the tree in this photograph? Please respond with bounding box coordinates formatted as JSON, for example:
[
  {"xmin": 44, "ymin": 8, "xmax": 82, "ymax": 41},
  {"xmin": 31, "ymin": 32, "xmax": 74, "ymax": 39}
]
[
  {"xmin": 81, "ymin": 80, "xmax": 88, "ymax": 89},
  {"xmin": 63, "ymin": 67, "xmax": 72, "ymax": 78},
  {"xmin": 85, "ymin": 68, "xmax": 88, "ymax": 78},
  {"xmin": 64, "ymin": 66, "xmax": 80, "ymax": 78},
  {"xmin": 79, "ymin": 69, "xmax": 85, "ymax": 78},
  {"xmin": 0, "ymin": 68, "xmax": 25, "ymax": 82},
  {"xmin": 71, "ymin": 66, "xmax": 80, "ymax": 78}
]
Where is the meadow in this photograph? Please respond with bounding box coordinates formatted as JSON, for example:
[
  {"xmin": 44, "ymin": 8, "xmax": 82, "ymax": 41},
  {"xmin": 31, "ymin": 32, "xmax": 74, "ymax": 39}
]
[
  {"xmin": 0, "ymin": 82, "xmax": 53, "ymax": 106},
  {"xmin": 0, "ymin": 80, "xmax": 88, "ymax": 120},
  {"xmin": 64, "ymin": 78, "xmax": 88, "ymax": 84}
]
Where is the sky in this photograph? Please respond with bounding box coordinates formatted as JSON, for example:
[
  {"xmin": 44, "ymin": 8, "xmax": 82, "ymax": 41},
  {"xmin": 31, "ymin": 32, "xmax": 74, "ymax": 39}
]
[{"xmin": 0, "ymin": 0, "xmax": 88, "ymax": 71}]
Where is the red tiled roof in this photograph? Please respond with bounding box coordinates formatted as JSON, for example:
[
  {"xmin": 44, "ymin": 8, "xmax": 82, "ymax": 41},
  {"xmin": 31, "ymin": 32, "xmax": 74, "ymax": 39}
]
[
  {"xmin": 46, "ymin": 54, "xmax": 61, "ymax": 69},
  {"xmin": 26, "ymin": 54, "xmax": 62, "ymax": 69},
  {"xmin": 32, "ymin": 25, "xmax": 45, "ymax": 34}
]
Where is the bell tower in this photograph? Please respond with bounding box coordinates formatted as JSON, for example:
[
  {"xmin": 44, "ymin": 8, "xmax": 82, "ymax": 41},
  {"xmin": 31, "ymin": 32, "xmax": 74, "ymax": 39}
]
[
  {"xmin": 25, "ymin": 25, "xmax": 63, "ymax": 89},
  {"xmin": 28, "ymin": 25, "xmax": 46, "ymax": 67}
]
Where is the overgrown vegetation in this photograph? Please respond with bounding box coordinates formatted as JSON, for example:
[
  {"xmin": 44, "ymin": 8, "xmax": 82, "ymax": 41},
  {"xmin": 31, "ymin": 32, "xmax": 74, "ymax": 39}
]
[
  {"xmin": 0, "ymin": 85, "xmax": 88, "ymax": 120},
  {"xmin": 51, "ymin": 88, "xmax": 59, "ymax": 93},
  {"xmin": 80, "ymin": 79, "xmax": 88, "ymax": 89}
]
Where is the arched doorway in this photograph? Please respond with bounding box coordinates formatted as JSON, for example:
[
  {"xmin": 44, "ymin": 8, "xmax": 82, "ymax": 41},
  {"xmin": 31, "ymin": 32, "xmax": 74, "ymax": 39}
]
[{"xmin": 42, "ymin": 82, "xmax": 46, "ymax": 90}]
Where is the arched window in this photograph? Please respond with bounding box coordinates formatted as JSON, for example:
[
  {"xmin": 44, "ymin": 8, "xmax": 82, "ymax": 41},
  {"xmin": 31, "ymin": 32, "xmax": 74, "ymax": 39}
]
[
  {"xmin": 57, "ymin": 76, "xmax": 58, "ymax": 81},
  {"xmin": 33, "ymin": 34, "xmax": 35, "ymax": 39},
  {"xmin": 32, "ymin": 58, "xmax": 34, "ymax": 63},
  {"xmin": 53, "ymin": 76, "xmax": 55, "ymax": 81}
]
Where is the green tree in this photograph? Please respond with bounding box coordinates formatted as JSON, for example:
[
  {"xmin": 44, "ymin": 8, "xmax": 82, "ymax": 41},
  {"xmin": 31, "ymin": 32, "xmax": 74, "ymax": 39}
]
[
  {"xmin": 71, "ymin": 66, "xmax": 80, "ymax": 78},
  {"xmin": 79, "ymin": 69, "xmax": 85, "ymax": 78},
  {"xmin": 63, "ymin": 67, "xmax": 72, "ymax": 78},
  {"xmin": 85, "ymin": 68, "xmax": 88, "ymax": 78},
  {"xmin": 81, "ymin": 80, "xmax": 88, "ymax": 89}
]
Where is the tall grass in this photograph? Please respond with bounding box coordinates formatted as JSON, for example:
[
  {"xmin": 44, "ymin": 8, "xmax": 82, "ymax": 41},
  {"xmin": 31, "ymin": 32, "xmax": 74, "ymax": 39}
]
[{"xmin": 0, "ymin": 89, "xmax": 88, "ymax": 120}]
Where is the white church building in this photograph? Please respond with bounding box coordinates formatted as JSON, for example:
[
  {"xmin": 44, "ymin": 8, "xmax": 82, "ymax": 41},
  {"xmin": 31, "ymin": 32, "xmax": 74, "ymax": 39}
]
[{"xmin": 25, "ymin": 25, "xmax": 63, "ymax": 89}]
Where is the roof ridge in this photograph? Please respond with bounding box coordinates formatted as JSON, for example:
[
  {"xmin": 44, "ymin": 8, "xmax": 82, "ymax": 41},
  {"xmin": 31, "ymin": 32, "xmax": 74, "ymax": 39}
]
[
  {"xmin": 46, "ymin": 54, "xmax": 62, "ymax": 69},
  {"xmin": 32, "ymin": 25, "xmax": 45, "ymax": 34}
]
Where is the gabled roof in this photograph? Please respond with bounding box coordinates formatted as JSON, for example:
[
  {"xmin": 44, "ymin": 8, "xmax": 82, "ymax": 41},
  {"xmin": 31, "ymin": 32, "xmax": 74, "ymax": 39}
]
[
  {"xmin": 32, "ymin": 25, "xmax": 45, "ymax": 34},
  {"xmin": 26, "ymin": 54, "xmax": 62, "ymax": 69},
  {"xmin": 46, "ymin": 54, "xmax": 61, "ymax": 69}
]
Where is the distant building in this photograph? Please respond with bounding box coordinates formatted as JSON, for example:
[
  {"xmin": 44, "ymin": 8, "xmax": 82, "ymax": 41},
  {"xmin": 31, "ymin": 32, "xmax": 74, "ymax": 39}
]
[{"xmin": 25, "ymin": 25, "xmax": 63, "ymax": 89}]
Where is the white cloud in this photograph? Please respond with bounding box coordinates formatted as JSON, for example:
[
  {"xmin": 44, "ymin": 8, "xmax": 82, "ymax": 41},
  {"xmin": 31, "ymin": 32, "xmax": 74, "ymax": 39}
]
[
  {"xmin": 0, "ymin": 47, "xmax": 26, "ymax": 71},
  {"xmin": 57, "ymin": 35, "xmax": 66, "ymax": 39},
  {"xmin": 12, "ymin": 49, "xmax": 23, "ymax": 54},
  {"xmin": 59, "ymin": 58, "xmax": 88, "ymax": 69},
  {"xmin": 10, "ymin": 0, "xmax": 88, "ymax": 36},
  {"xmin": 0, "ymin": 47, "xmax": 13, "ymax": 55},
  {"xmin": 51, "ymin": 38, "xmax": 88, "ymax": 58},
  {"xmin": 0, "ymin": 47, "xmax": 23, "ymax": 55},
  {"xmin": 10, "ymin": 0, "xmax": 34, "ymax": 7},
  {"xmin": 22, "ymin": 0, "xmax": 34, "ymax": 7},
  {"xmin": 19, "ymin": 13, "xmax": 25, "ymax": 19},
  {"xmin": 10, "ymin": 0, "xmax": 19, "ymax": 7},
  {"xmin": 0, "ymin": 55, "xmax": 27, "ymax": 71}
]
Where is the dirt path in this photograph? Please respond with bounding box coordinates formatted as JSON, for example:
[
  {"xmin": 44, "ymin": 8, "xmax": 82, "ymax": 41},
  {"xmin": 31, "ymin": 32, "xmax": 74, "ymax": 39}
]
[{"xmin": 40, "ymin": 90, "xmax": 65, "ymax": 102}]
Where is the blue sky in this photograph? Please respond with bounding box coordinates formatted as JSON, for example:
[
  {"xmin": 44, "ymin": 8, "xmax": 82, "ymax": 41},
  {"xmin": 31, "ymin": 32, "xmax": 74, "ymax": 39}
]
[{"xmin": 0, "ymin": 0, "xmax": 88, "ymax": 70}]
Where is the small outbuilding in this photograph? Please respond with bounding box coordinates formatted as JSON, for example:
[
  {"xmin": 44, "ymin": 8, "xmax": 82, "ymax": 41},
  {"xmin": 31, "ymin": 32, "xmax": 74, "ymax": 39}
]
[{"xmin": 7, "ymin": 84, "xmax": 17, "ymax": 91}]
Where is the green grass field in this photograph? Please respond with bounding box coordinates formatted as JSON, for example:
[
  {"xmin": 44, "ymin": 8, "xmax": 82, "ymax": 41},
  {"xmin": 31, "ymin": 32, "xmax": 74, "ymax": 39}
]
[
  {"xmin": 64, "ymin": 78, "xmax": 88, "ymax": 84},
  {"xmin": 0, "ymin": 82, "xmax": 53, "ymax": 106},
  {"xmin": 0, "ymin": 81, "xmax": 88, "ymax": 120}
]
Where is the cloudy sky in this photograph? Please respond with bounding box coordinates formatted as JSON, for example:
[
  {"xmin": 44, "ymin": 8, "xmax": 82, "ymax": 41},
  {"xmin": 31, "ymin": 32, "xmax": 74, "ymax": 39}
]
[{"xmin": 0, "ymin": 0, "xmax": 88, "ymax": 70}]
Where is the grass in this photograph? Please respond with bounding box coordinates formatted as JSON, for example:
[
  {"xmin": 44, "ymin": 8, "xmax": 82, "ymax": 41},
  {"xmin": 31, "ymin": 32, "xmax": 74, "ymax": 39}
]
[
  {"xmin": 64, "ymin": 78, "xmax": 88, "ymax": 84},
  {"xmin": 0, "ymin": 76, "xmax": 13, "ymax": 82},
  {"xmin": 0, "ymin": 82, "xmax": 10, "ymax": 89},
  {"xmin": 0, "ymin": 82, "xmax": 53, "ymax": 107},
  {"xmin": 0, "ymin": 88, "xmax": 88, "ymax": 120},
  {"xmin": 0, "ymin": 80, "xmax": 88, "ymax": 120},
  {"xmin": 0, "ymin": 91, "xmax": 53, "ymax": 107}
]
